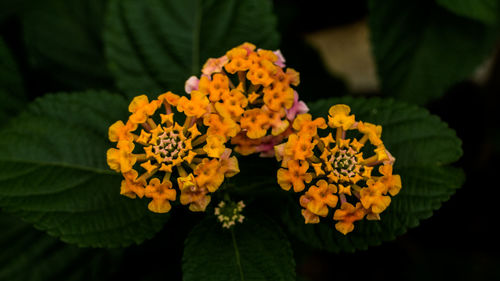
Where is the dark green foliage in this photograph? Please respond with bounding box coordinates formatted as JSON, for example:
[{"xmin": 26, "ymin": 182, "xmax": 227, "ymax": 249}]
[
  {"xmin": 22, "ymin": 0, "xmax": 112, "ymax": 90},
  {"xmin": 0, "ymin": 38, "xmax": 25, "ymax": 125},
  {"xmin": 104, "ymin": 0, "xmax": 279, "ymax": 99},
  {"xmin": 369, "ymin": 0, "xmax": 499, "ymax": 104},
  {"xmin": 0, "ymin": 212, "xmax": 122, "ymax": 281},
  {"xmin": 183, "ymin": 215, "xmax": 295, "ymax": 281},
  {"xmin": 0, "ymin": 91, "xmax": 168, "ymax": 247},
  {"xmin": 437, "ymin": 0, "xmax": 500, "ymax": 25}
]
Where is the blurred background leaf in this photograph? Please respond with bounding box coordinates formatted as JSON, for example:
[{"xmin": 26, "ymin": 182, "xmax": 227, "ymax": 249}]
[
  {"xmin": 183, "ymin": 214, "xmax": 295, "ymax": 281},
  {"xmin": 21, "ymin": 0, "xmax": 113, "ymax": 91},
  {"xmin": 281, "ymin": 97, "xmax": 464, "ymax": 252},
  {"xmin": 0, "ymin": 37, "xmax": 25, "ymax": 126},
  {"xmin": 104, "ymin": 0, "xmax": 279, "ymax": 99},
  {"xmin": 0, "ymin": 212, "xmax": 122, "ymax": 281},
  {"xmin": 0, "ymin": 91, "xmax": 168, "ymax": 247},
  {"xmin": 436, "ymin": 0, "xmax": 500, "ymax": 25},
  {"xmin": 369, "ymin": 0, "xmax": 499, "ymax": 105}
]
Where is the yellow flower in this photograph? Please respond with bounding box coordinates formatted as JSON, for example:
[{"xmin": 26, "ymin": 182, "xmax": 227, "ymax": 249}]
[
  {"xmin": 328, "ymin": 104, "xmax": 355, "ymax": 130},
  {"xmin": 357, "ymin": 121, "xmax": 382, "ymax": 146},
  {"xmin": 128, "ymin": 95, "xmax": 160, "ymax": 124},
  {"xmin": 203, "ymin": 135, "xmax": 226, "ymax": 158}
]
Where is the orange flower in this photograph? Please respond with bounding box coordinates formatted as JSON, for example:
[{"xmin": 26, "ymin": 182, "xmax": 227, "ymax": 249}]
[
  {"xmin": 120, "ymin": 169, "xmax": 146, "ymax": 199},
  {"xmin": 378, "ymin": 164, "xmax": 402, "ymax": 196},
  {"xmin": 108, "ymin": 120, "xmax": 137, "ymax": 142},
  {"xmin": 277, "ymin": 160, "xmax": 313, "ymax": 192},
  {"xmin": 360, "ymin": 180, "xmax": 391, "ymax": 214},
  {"xmin": 261, "ymin": 105, "xmax": 290, "ymax": 136},
  {"xmin": 333, "ymin": 202, "xmax": 366, "ymax": 235},
  {"xmin": 177, "ymin": 91, "xmax": 210, "ymax": 118},
  {"xmin": 145, "ymin": 178, "xmax": 176, "ymax": 213},
  {"xmin": 300, "ymin": 180, "xmax": 338, "ymax": 217},
  {"xmin": 263, "ymin": 82, "xmax": 294, "ymax": 111},
  {"xmin": 194, "ymin": 158, "xmax": 226, "ymax": 193},
  {"xmin": 203, "ymin": 113, "xmax": 239, "ymax": 140},
  {"xmin": 230, "ymin": 132, "xmax": 261, "ymax": 155},
  {"xmin": 292, "ymin": 114, "xmax": 327, "ymax": 137},
  {"xmin": 283, "ymin": 133, "xmax": 317, "ymax": 162},
  {"xmin": 106, "ymin": 141, "xmax": 136, "ymax": 173},
  {"xmin": 200, "ymin": 73, "xmax": 230, "ymax": 102},
  {"xmin": 214, "ymin": 89, "xmax": 248, "ymax": 120},
  {"xmin": 202, "ymin": 55, "xmax": 229, "ymax": 76},
  {"xmin": 240, "ymin": 108, "xmax": 270, "ymax": 139}
]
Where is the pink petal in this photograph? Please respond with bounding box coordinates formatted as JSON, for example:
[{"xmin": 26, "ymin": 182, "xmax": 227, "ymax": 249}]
[
  {"xmin": 185, "ymin": 76, "xmax": 199, "ymax": 94},
  {"xmin": 274, "ymin": 50, "xmax": 286, "ymax": 68}
]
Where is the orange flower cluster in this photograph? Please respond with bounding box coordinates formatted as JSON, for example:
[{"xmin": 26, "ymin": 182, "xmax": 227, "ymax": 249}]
[
  {"xmin": 184, "ymin": 42, "xmax": 308, "ymax": 157},
  {"xmin": 275, "ymin": 104, "xmax": 402, "ymax": 234},
  {"xmin": 107, "ymin": 93, "xmax": 239, "ymax": 213}
]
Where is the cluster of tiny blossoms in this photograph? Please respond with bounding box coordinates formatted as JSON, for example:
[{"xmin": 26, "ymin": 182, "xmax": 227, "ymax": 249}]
[
  {"xmin": 106, "ymin": 42, "xmax": 402, "ymax": 234},
  {"xmin": 214, "ymin": 200, "xmax": 245, "ymax": 229},
  {"xmin": 106, "ymin": 92, "xmax": 239, "ymax": 213},
  {"xmin": 275, "ymin": 105, "xmax": 402, "ymax": 235},
  {"xmin": 185, "ymin": 42, "xmax": 308, "ymax": 157}
]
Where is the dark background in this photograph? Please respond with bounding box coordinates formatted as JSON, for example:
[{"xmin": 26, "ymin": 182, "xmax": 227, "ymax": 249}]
[{"xmin": 1, "ymin": 0, "xmax": 499, "ymax": 280}]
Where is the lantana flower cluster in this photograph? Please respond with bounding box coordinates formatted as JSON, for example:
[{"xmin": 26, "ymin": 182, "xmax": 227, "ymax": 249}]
[
  {"xmin": 184, "ymin": 42, "xmax": 308, "ymax": 157},
  {"xmin": 106, "ymin": 42, "xmax": 401, "ymax": 234},
  {"xmin": 107, "ymin": 92, "xmax": 239, "ymax": 213},
  {"xmin": 275, "ymin": 105, "xmax": 402, "ymax": 234}
]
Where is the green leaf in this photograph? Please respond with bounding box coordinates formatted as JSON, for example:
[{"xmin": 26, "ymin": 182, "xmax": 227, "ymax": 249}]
[
  {"xmin": 369, "ymin": 0, "xmax": 498, "ymax": 104},
  {"xmin": 0, "ymin": 38, "xmax": 25, "ymax": 124},
  {"xmin": 22, "ymin": 0, "xmax": 112, "ymax": 90},
  {"xmin": 183, "ymin": 215, "xmax": 295, "ymax": 281},
  {"xmin": 0, "ymin": 90, "xmax": 168, "ymax": 247},
  {"xmin": 0, "ymin": 212, "xmax": 122, "ymax": 280},
  {"xmin": 282, "ymin": 96, "xmax": 464, "ymax": 252},
  {"xmin": 104, "ymin": 0, "xmax": 279, "ymax": 98},
  {"xmin": 436, "ymin": 0, "xmax": 500, "ymax": 25},
  {"xmin": 0, "ymin": 0, "xmax": 25, "ymax": 23}
]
